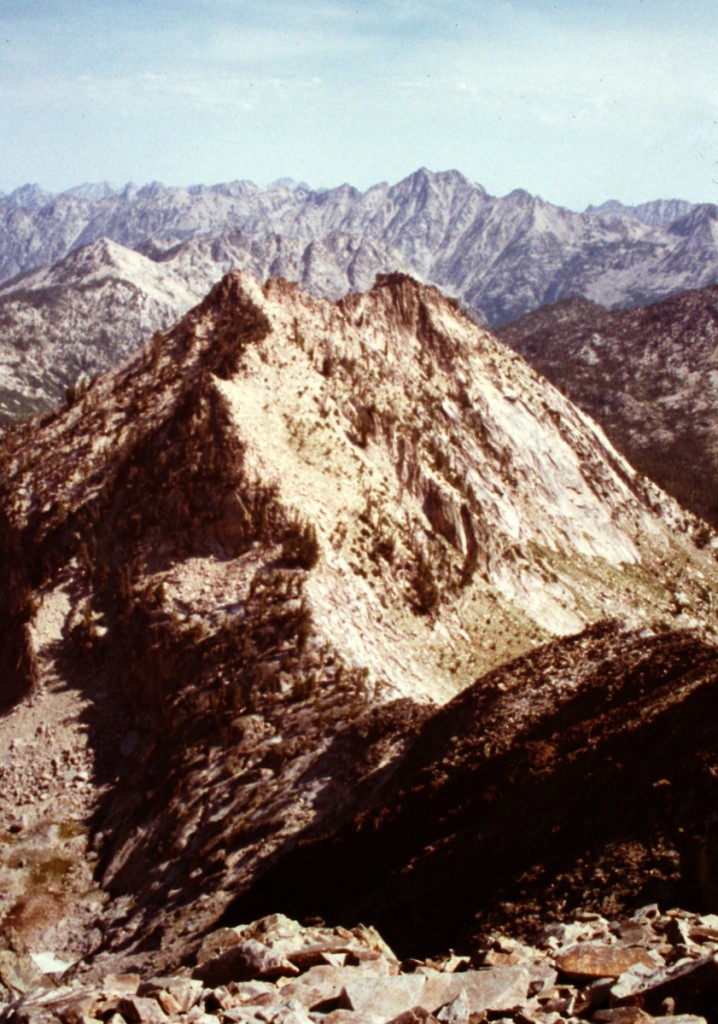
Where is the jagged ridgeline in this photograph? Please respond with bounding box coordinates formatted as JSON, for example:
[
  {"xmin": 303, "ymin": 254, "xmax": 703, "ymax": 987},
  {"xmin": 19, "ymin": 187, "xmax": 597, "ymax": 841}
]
[{"xmin": 1, "ymin": 271, "xmax": 718, "ymax": 973}]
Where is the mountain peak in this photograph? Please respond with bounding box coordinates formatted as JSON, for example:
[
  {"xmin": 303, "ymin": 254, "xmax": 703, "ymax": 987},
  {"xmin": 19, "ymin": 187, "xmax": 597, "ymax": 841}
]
[
  {"xmin": 1, "ymin": 270, "xmax": 717, "ymax": 974},
  {"xmin": 5, "ymin": 183, "xmax": 53, "ymax": 209}
]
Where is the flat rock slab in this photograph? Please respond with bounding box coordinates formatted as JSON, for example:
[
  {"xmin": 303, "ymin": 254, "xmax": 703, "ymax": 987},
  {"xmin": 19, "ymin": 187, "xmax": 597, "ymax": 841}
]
[
  {"xmin": 422, "ymin": 966, "xmax": 530, "ymax": 1014},
  {"xmin": 194, "ymin": 938, "xmax": 299, "ymax": 987},
  {"xmin": 341, "ymin": 974, "xmax": 428, "ymax": 1017},
  {"xmin": 119, "ymin": 993, "xmax": 169, "ymax": 1022}
]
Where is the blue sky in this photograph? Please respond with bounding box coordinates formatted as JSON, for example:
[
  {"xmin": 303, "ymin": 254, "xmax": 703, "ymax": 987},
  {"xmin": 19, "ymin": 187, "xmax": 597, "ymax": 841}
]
[{"xmin": 1, "ymin": 0, "xmax": 717, "ymax": 209}]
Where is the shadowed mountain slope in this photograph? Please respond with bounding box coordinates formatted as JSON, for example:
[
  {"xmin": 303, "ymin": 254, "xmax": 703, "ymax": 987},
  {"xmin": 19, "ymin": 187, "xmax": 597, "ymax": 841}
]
[{"xmin": 228, "ymin": 621, "xmax": 718, "ymax": 957}]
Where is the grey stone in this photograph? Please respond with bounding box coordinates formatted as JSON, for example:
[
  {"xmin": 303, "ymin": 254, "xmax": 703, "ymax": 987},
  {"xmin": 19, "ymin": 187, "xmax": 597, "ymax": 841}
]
[
  {"xmin": 197, "ymin": 928, "xmax": 244, "ymax": 965},
  {"xmin": 611, "ymin": 953, "xmax": 718, "ymax": 1018},
  {"xmin": 194, "ymin": 939, "xmax": 299, "ymax": 986},
  {"xmin": 101, "ymin": 972, "xmax": 141, "ymax": 996},
  {"xmin": 277, "ymin": 964, "xmax": 353, "ymax": 1010},
  {"xmin": 138, "ymin": 975, "xmax": 204, "ymax": 1013},
  {"xmin": 340, "ymin": 974, "xmax": 427, "ymax": 1018},
  {"xmin": 435, "ymin": 988, "xmax": 470, "ymax": 1023}
]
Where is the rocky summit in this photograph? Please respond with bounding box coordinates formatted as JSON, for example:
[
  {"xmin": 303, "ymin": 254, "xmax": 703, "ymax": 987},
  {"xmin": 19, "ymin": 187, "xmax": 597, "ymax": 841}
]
[{"xmin": 1, "ymin": 272, "xmax": 718, "ymax": 1020}]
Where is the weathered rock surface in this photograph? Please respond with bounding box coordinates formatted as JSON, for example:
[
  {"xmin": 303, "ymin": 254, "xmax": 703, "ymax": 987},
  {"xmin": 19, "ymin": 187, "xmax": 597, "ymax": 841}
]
[{"xmin": 498, "ymin": 285, "xmax": 718, "ymax": 529}]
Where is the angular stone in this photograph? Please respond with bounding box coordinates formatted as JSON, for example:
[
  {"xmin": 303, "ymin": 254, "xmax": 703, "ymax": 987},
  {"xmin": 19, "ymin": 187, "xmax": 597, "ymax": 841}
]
[
  {"xmin": 138, "ymin": 975, "xmax": 204, "ymax": 1013},
  {"xmin": 611, "ymin": 953, "xmax": 718, "ymax": 1017},
  {"xmin": 194, "ymin": 938, "xmax": 299, "ymax": 986},
  {"xmin": 345, "ymin": 948, "xmax": 399, "ymax": 972},
  {"xmin": 435, "ymin": 989, "xmax": 471, "ymax": 1023},
  {"xmin": 350, "ymin": 924, "xmax": 400, "ymax": 964},
  {"xmin": 611, "ymin": 962, "xmax": 658, "ymax": 1000},
  {"xmin": 278, "ymin": 964, "xmax": 355, "ymax": 1009},
  {"xmin": 48, "ymin": 992, "xmax": 104, "ymax": 1024},
  {"xmin": 265, "ymin": 998, "xmax": 315, "ymax": 1023},
  {"xmin": 101, "ymin": 973, "xmax": 141, "ymax": 996},
  {"xmin": 119, "ymin": 994, "xmax": 169, "ymax": 1022},
  {"xmin": 525, "ymin": 984, "xmax": 578, "ymax": 1016},
  {"xmin": 224, "ymin": 978, "xmax": 279, "ymax": 1007},
  {"xmin": 341, "ymin": 974, "xmax": 427, "ymax": 1018},
  {"xmin": 422, "ymin": 967, "xmax": 530, "ymax": 1014},
  {"xmin": 197, "ymin": 927, "xmax": 243, "ymax": 964},
  {"xmin": 526, "ymin": 962, "xmax": 557, "ymax": 996},
  {"xmin": 288, "ymin": 947, "xmax": 349, "ymax": 971},
  {"xmin": 385, "ymin": 1009, "xmax": 441, "ymax": 1024},
  {"xmin": 184, "ymin": 1012, "xmax": 220, "ymax": 1024},
  {"xmin": 556, "ymin": 943, "xmax": 660, "ymax": 979}
]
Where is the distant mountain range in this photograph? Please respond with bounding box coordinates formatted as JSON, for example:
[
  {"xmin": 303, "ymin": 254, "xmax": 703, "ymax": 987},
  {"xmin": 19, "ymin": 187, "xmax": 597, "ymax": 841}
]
[
  {"xmin": 3, "ymin": 169, "xmax": 718, "ymax": 328},
  {"xmin": 2, "ymin": 169, "xmax": 718, "ymax": 426}
]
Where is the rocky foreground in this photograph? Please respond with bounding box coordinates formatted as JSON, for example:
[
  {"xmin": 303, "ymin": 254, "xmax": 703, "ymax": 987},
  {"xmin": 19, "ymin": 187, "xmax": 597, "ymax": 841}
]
[{"xmin": 3, "ymin": 907, "xmax": 718, "ymax": 1024}]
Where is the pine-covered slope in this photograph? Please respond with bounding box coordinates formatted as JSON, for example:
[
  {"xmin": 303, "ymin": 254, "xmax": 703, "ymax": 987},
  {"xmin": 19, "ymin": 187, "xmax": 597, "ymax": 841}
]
[{"xmin": 0, "ymin": 272, "xmax": 717, "ymax": 978}]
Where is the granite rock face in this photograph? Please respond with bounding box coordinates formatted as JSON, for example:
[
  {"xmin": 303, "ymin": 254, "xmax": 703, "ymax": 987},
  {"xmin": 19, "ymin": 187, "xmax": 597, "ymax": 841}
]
[{"xmin": 498, "ymin": 285, "xmax": 718, "ymax": 529}]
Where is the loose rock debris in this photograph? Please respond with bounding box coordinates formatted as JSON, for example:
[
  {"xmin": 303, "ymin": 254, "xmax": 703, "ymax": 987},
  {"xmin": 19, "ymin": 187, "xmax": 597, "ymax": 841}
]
[{"xmin": 4, "ymin": 906, "xmax": 718, "ymax": 1024}]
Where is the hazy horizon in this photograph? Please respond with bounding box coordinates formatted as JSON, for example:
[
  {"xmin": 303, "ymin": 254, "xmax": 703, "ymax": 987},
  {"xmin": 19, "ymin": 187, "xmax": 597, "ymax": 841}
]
[{"xmin": 2, "ymin": 0, "xmax": 717, "ymax": 211}]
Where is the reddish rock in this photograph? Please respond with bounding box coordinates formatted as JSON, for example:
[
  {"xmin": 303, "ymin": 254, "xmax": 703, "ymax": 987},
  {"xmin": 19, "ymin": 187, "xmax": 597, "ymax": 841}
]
[{"xmin": 556, "ymin": 943, "xmax": 659, "ymax": 979}]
